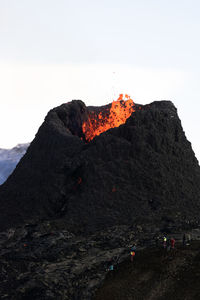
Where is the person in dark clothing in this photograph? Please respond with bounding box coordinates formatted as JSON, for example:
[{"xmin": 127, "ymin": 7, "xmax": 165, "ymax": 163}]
[
  {"xmin": 187, "ymin": 234, "xmax": 191, "ymax": 245},
  {"xmin": 182, "ymin": 233, "xmax": 186, "ymax": 246},
  {"xmin": 166, "ymin": 238, "xmax": 171, "ymax": 252}
]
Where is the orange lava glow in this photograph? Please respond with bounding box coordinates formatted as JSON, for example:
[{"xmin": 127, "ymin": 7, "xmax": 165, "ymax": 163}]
[{"xmin": 82, "ymin": 94, "xmax": 135, "ymax": 141}]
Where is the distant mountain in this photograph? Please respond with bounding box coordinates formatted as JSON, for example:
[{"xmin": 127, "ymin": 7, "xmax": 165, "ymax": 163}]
[{"xmin": 0, "ymin": 143, "xmax": 29, "ymax": 184}]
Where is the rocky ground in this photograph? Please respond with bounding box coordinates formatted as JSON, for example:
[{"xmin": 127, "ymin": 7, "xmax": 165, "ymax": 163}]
[
  {"xmin": 0, "ymin": 221, "xmax": 134, "ymax": 300},
  {"xmin": 94, "ymin": 239, "xmax": 200, "ymax": 300},
  {"xmin": 0, "ymin": 221, "xmax": 200, "ymax": 299}
]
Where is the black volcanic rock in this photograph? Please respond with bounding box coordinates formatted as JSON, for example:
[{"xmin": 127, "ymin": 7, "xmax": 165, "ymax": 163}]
[
  {"xmin": 0, "ymin": 100, "xmax": 200, "ymax": 233},
  {"xmin": 1, "ymin": 99, "xmax": 200, "ymax": 299}
]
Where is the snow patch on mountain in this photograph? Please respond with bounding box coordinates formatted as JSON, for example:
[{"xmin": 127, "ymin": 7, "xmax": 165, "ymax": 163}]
[{"xmin": 0, "ymin": 143, "xmax": 29, "ymax": 184}]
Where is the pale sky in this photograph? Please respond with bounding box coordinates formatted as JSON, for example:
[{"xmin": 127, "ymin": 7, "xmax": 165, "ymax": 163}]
[{"xmin": 0, "ymin": 0, "xmax": 200, "ymax": 161}]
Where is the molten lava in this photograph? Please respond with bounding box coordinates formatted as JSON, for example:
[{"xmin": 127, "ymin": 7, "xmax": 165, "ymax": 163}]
[{"xmin": 82, "ymin": 94, "xmax": 135, "ymax": 141}]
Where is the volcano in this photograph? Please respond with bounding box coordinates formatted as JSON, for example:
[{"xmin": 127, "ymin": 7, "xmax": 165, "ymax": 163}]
[
  {"xmin": 0, "ymin": 97, "xmax": 200, "ymax": 232},
  {"xmin": 1, "ymin": 97, "xmax": 200, "ymax": 300}
]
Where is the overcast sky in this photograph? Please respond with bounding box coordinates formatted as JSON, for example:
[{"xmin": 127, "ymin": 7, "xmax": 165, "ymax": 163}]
[{"xmin": 0, "ymin": 0, "xmax": 200, "ymax": 161}]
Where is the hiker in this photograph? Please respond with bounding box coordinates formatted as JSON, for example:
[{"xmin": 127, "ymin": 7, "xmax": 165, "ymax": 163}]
[
  {"xmin": 107, "ymin": 259, "xmax": 114, "ymax": 271},
  {"xmin": 130, "ymin": 245, "xmax": 136, "ymax": 262},
  {"xmin": 182, "ymin": 233, "xmax": 186, "ymax": 246},
  {"xmin": 130, "ymin": 249, "xmax": 135, "ymax": 262},
  {"xmin": 184, "ymin": 233, "xmax": 191, "ymax": 246},
  {"xmin": 163, "ymin": 236, "xmax": 167, "ymax": 249},
  {"xmin": 166, "ymin": 238, "xmax": 171, "ymax": 252},
  {"xmin": 170, "ymin": 237, "xmax": 175, "ymax": 249},
  {"xmin": 187, "ymin": 233, "xmax": 191, "ymax": 245},
  {"xmin": 108, "ymin": 264, "xmax": 114, "ymax": 271}
]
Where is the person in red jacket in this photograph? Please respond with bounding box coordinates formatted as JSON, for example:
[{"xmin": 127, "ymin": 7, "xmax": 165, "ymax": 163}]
[{"xmin": 170, "ymin": 237, "xmax": 175, "ymax": 249}]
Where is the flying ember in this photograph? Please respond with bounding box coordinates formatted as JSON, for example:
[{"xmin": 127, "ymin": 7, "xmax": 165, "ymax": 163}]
[{"xmin": 82, "ymin": 94, "xmax": 135, "ymax": 141}]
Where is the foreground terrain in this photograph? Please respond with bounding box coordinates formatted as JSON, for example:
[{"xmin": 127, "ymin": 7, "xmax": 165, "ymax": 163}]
[
  {"xmin": 0, "ymin": 222, "xmax": 200, "ymax": 299},
  {"xmin": 95, "ymin": 240, "xmax": 200, "ymax": 300}
]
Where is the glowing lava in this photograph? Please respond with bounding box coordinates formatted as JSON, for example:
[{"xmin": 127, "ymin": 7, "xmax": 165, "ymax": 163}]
[{"xmin": 82, "ymin": 94, "xmax": 135, "ymax": 141}]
